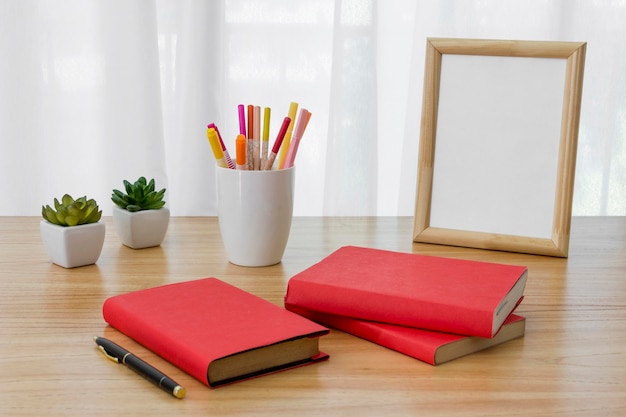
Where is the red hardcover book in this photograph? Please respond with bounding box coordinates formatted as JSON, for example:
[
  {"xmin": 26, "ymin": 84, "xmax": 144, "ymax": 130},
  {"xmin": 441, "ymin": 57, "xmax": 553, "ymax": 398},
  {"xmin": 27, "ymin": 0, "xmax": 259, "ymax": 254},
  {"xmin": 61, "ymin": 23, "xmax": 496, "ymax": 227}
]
[
  {"xmin": 284, "ymin": 246, "xmax": 527, "ymax": 338},
  {"xmin": 289, "ymin": 305, "xmax": 526, "ymax": 365},
  {"xmin": 102, "ymin": 278, "xmax": 329, "ymax": 387}
]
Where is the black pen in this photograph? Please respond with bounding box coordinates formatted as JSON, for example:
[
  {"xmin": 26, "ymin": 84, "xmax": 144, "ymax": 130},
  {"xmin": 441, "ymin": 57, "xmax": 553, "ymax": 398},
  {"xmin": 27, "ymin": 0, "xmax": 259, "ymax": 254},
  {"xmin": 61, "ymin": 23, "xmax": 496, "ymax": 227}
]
[{"xmin": 94, "ymin": 336, "xmax": 186, "ymax": 399}]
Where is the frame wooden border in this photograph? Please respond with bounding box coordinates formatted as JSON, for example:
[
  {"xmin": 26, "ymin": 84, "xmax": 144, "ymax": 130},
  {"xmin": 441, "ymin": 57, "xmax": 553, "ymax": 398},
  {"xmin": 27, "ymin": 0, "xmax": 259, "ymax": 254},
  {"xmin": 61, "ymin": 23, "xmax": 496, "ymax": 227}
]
[{"xmin": 413, "ymin": 38, "xmax": 586, "ymax": 257}]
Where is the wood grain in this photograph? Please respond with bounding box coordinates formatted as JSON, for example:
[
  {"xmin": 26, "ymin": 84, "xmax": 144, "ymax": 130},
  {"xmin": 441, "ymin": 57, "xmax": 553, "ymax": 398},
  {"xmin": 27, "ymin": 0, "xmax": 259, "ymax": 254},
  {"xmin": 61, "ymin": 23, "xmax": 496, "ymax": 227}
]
[{"xmin": 1, "ymin": 216, "xmax": 625, "ymax": 416}]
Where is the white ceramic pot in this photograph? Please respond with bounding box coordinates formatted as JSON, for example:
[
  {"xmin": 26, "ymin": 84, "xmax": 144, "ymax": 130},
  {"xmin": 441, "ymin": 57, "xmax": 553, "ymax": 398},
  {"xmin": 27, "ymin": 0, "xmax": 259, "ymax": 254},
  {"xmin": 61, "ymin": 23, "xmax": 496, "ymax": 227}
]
[
  {"xmin": 112, "ymin": 205, "xmax": 170, "ymax": 249},
  {"xmin": 40, "ymin": 220, "xmax": 106, "ymax": 268},
  {"xmin": 216, "ymin": 166, "xmax": 294, "ymax": 266}
]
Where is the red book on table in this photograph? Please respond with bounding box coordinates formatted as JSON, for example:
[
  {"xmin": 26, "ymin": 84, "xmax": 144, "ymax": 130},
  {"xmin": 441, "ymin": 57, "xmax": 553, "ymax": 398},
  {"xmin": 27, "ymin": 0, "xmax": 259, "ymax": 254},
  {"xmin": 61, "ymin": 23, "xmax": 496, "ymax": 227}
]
[
  {"xmin": 284, "ymin": 246, "xmax": 527, "ymax": 338},
  {"xmin": 103, "ymin": 278, "xmax": 329, "ymax": 387},
  {"xmin": 288, "ymin": 305, "xmax": 526, "ymax": 365}
]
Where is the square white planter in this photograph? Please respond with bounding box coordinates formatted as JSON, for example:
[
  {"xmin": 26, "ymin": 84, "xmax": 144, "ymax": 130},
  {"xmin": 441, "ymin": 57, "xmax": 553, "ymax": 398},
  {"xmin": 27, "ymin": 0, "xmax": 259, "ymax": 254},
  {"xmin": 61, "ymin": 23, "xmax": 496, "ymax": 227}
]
[
  {"xmin": 112, "ymin": 206, "xmax": 170, "ymax": 249},
  {"xmin": 40, "ymin": 220, "xmax": 106, "ymax": 268}
]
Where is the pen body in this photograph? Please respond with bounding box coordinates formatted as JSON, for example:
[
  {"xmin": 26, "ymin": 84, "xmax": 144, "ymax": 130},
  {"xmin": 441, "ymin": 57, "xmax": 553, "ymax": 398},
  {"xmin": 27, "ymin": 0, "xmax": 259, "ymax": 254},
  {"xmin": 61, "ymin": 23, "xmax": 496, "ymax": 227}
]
[
  {"xmin": 94, "ymin": 337, "xmax": 185, "ymax": 399},
  {"xmin": 123, "ymin": 353, "xmax": 183, "ymax": 397}
]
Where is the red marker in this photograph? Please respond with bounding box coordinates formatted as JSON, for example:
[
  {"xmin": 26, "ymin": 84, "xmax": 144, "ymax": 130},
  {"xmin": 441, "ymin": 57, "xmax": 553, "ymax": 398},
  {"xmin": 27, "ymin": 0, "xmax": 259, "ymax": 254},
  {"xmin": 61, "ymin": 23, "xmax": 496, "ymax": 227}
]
[{"xmin": 263, "ymin": 116, "xmax": 291, "ymax": 170}]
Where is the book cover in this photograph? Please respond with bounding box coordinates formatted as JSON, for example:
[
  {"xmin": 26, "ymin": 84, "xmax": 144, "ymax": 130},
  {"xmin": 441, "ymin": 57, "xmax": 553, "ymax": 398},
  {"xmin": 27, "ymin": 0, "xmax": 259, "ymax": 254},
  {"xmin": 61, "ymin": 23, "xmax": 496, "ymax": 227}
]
[
  {"xmin": 284, "ymin": 246, "xmax": 527, "ymax": 338},
  {"xmin": 289, "ymin": 305, "xmax": 526, "ymax": 365},
  {"xmin": 102, "ymin": 278, "xmax": 329, "ymax": 387}
]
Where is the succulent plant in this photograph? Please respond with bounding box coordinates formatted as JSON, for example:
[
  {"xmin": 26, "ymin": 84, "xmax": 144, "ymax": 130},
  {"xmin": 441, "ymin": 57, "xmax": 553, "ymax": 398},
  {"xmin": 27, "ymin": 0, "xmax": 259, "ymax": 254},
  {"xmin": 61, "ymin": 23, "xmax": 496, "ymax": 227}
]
[
  {"xmin": 111, "ymin": 176, "xmax": 166, "ymax": 212},
  {"xmin": 42, "ymin": 194, "xmax": 102, "ymax": 227}
]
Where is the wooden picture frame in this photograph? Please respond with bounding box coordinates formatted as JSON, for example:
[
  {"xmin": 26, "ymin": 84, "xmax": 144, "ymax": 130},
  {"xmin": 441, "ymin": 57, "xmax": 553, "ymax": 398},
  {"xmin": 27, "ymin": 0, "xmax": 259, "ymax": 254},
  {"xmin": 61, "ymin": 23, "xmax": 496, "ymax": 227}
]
[{"xmin": 413, "ymin": 38, "xmax": 586, "ymax": 257}]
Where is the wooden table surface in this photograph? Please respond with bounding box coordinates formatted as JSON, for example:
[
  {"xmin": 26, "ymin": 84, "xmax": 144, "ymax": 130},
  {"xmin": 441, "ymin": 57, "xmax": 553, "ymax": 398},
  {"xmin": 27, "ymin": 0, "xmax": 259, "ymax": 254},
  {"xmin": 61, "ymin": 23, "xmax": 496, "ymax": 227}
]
[{"xmin": 1, "ymin": 216, "xmax": 625, "ymax": 416}]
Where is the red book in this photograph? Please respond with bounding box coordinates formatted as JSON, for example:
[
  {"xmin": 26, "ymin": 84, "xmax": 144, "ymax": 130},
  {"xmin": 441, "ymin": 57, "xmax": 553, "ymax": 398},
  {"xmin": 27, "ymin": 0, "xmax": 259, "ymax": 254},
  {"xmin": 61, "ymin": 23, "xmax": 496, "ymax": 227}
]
[
  {"xmin": 284, "ymin": 246, "xmax": 527, "ymax": 338},
  {"xmin": 289, "ymin": 305, "xmax": 526, "ymax": 365},
  {"xmin": 102, "ymin": 278, "xmax": 329, "ymax": 387}
]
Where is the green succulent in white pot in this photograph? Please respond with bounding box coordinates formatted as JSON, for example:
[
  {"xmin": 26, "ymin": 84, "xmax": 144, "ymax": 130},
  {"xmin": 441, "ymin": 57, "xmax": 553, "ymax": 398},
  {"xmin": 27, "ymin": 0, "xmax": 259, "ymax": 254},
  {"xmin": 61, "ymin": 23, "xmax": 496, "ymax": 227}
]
[
  {"xmin": 40, "ymin": 194, "xmax": 106, "ymax": 268},
  {"xmin": 111, "ymin": 176, "xmax": 169, "ymax": 249}
]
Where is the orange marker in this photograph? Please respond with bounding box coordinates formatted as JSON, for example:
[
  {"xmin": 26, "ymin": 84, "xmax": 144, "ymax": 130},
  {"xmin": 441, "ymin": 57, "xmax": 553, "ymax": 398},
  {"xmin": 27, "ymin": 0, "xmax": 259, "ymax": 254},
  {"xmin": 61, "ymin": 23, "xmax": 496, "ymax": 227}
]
[{"xmin": 235, "ymin": 134, "xmax": 247, "ymax": 170}]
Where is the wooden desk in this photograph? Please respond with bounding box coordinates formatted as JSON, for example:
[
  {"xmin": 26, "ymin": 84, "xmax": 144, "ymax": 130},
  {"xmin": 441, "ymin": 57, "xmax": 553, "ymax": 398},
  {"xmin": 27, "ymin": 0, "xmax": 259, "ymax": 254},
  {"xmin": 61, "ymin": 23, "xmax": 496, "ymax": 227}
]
[{"xmin": 1, "ymin": 216, "xmax": 625, "ymax": 416}]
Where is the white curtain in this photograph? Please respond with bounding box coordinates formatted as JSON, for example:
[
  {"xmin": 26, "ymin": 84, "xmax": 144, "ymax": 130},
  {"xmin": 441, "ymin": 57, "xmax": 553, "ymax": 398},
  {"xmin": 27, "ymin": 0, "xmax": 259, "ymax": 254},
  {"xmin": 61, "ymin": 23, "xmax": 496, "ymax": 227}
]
[{"xmin": 1, "ymin": 0, "xmax": 625, "ymax": 216}]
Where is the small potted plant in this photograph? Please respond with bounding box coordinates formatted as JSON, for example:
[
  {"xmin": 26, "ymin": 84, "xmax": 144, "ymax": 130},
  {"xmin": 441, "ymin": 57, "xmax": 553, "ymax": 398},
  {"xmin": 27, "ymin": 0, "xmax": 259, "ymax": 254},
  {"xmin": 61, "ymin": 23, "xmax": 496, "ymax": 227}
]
[
  {"xmin": 40, "ymin": 194, "xmax": 105, "ymax": 268},
  {"xmin": 111, "ymin": 176, "xmax": 169, "ymax": 249}
]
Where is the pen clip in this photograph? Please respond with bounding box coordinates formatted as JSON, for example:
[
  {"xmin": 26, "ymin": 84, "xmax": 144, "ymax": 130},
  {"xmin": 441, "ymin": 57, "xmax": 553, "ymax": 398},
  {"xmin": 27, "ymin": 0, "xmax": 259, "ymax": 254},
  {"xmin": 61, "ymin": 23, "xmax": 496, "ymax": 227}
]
[{"xmin": 97, "ymin": 345, "xmax": 120, "ymax": 364}]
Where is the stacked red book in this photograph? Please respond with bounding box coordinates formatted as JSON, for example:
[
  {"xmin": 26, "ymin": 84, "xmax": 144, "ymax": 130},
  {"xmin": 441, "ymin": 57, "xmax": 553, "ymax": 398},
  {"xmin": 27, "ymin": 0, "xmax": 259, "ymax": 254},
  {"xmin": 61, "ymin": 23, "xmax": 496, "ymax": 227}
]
[{"xmin": 284, "ymin": 246, "xmax": 528, "ymax": 365}]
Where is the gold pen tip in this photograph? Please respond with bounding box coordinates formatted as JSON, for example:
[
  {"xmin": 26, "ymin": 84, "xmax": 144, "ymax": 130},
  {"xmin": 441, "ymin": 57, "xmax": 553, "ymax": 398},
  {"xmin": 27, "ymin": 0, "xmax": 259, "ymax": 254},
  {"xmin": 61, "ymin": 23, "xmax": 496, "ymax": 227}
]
[{"xmin": 173, "ymin": 385, "xmax": 186, "ymax": 399}]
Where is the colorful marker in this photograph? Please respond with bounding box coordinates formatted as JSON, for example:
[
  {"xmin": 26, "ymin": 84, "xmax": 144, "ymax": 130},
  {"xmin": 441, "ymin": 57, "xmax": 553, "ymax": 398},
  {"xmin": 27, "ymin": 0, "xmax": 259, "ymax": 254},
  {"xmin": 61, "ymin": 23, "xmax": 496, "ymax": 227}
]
[
  {"xmin": 247, "ymin": 105, "xmax": 254, "ymax": 170},
  {"xmin": 262, "ymin": 107, "xmax": 271, "ymax": 167},
  {"xmin": 277, "ymin": 102, "xmax": 298, "ymax": 169},
  {"xmin": 208, "ymin": 123, "xmax": 234, "ymax": 169},
  {"xmin": 263, "ymin": 116, "xmax": 291, "ymax": 171},
  {"xmin": 253, "ymin": 106, "xmax": 261, "ymax": 170},
  {"xmin": 237, "ymin": 104, "xmax": 246, "ymax": 136},
  {"xmin": 235, "ymin": 134, "xmax": 247, "ymax": 170},
  {"xmin": 207, "ymin": 127, "xmax": 228, "ymax": 168},
  {"xmin": 284, "ymin": 109, "xmax": 311, "ymax": 168}
]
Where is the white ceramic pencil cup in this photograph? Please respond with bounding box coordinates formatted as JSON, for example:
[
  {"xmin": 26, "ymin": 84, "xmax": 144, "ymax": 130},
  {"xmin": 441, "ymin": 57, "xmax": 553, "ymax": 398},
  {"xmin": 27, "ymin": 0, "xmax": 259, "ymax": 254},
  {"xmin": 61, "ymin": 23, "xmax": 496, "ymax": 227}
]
[{"xmin": 216, "ymin": 166, "xmax": 295, "ymax": 267}]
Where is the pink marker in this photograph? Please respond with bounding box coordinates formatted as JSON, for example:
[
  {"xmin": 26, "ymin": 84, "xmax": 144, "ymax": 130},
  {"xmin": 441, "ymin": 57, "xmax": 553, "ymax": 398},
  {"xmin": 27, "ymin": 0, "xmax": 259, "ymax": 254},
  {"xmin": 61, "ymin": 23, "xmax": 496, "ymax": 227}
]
[
  {"xmin": 237, "ymin": 104, "xmax": 246, "ymax": 136},
  {"xmin": 284, "ymin": 109, "xmax": 310, "ymax": 168}
]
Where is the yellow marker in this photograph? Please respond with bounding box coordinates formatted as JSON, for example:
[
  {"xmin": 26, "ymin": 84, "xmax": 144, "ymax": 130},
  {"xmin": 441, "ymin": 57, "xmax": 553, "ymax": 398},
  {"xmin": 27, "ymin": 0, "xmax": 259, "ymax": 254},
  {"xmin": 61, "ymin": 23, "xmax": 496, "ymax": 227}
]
[
  {"xmin": 277, "ymin": 102, "xmax": 298, "ymax": 169},
  {"xmin": 262, "ymin": 107, "xmax": 271, "ymax": 165},
  {"xmin": 207, "ymin": 127, "xmax": 228, "ymax": 168}
]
